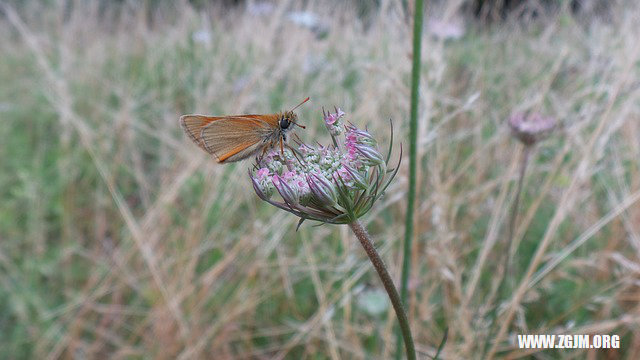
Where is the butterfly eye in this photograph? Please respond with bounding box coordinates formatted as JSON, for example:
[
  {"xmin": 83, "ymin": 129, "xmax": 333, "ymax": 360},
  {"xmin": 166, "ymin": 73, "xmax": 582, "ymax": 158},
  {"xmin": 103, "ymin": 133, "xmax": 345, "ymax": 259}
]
[{"xmin": 279, "ymin": 117, "xmax": 290, "ymax": 129}]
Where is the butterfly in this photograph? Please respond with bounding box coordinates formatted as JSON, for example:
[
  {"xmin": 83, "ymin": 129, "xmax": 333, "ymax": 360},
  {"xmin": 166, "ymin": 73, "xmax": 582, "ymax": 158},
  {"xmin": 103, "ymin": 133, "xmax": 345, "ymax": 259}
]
[{"xmin": 180, "ymin": 97, "xmax": 309, "ymax": 163}]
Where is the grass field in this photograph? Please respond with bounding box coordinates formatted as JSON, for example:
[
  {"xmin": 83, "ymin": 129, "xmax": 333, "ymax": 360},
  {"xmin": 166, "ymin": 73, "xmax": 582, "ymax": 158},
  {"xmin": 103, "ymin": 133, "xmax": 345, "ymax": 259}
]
[{"xmin": 1, "ymin": 0, "xmax": 640, "ymax": 358}]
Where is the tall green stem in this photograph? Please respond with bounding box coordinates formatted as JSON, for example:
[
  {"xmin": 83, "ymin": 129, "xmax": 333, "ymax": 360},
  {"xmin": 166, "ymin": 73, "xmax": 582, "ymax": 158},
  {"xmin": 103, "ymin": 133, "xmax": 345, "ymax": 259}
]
[
  {"xmin": 349, "ymin": 221, "xmax": 416, "ymax": 360},
  {"xmin": 398, "ymin": 0, "xmax": 424, "ymax": 358}
]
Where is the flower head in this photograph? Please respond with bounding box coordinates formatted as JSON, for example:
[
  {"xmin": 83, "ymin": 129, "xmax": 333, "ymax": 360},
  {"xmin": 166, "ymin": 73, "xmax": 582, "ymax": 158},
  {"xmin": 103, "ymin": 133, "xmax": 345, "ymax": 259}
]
[
  {"xmin": 508, "ymin": 112, "xmax": 557, "ymax": 146},
  {"xmin": 249, "ymin": 108, "xmax": 400, "ymax": 228},
  {"xmin": 324, "ymin": 107, "xmax": 346, "ymax": 137}
]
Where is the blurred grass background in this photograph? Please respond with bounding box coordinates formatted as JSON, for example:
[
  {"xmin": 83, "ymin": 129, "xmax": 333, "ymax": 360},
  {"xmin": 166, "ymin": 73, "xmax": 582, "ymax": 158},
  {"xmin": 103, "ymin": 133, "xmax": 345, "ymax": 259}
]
[{"xmin": 1, "ymin": 0, "xmax": 640, "ymax": 358}]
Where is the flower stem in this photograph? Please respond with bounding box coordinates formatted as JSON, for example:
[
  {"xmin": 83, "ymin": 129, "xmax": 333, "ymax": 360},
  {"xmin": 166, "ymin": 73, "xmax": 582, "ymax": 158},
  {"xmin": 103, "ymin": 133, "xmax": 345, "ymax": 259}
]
[
  {"xmin": 483, "ymin": 145, "xmax": 533, "ymax": 357},
  {"xmin": 399, "ymin": 0, "xmax": 425, "ymax": 357},
  {"xmin": 349, "ymin": 220, "xmax": 416, "ymax": 360},
  {"xmin": 506, "ymin": 145, "xmax": 532, "ymax": 281}
]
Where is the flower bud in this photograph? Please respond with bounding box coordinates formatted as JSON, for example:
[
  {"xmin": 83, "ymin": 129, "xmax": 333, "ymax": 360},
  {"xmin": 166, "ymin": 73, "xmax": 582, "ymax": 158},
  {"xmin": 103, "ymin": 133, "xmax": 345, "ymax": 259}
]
[
  {"xmin": 341, "ymin": 163, "xmax": 368, "ymax": 190},
  {"xmin": 256, "ymin": 167, "xmax": 270, "ymax": 180},
  {"xmin": 250, "ymin": 171, "xmax": 270, "ymax": 201},
  {"xmin": 272, "ymin": 174, "xmax": 299, "ymax": 205},
  {"xmin": 324, "ymin": 107, "xmax": 345, "ymax": 137},
  {"xmin": 355, "ymin": 144, "xmax": 385, "ymax": 166},
  {"xmin": 307, "ymin": 174, "xmax": 338, "ymax": 206},
  {"xmin": 323, "ymin": 107, "xmax": 345, "ymax": 125},
  {"xmin": 346, "ymin": 126, "xmax": 377, "ymax": 146}
]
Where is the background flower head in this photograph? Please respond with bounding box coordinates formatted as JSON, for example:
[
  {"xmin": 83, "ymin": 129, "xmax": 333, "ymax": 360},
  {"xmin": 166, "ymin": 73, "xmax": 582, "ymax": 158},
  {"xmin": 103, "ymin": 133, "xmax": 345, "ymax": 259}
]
[{"xmin": 508, "ymin": 112, "xmax": 557, "ymax": 146}]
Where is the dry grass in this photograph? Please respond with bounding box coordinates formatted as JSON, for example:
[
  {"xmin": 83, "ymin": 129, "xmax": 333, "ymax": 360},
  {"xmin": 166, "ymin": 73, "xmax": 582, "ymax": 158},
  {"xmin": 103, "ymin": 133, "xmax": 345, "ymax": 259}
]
[{"xmin": 1, "ymin": 0, "xmax": 640, "ymax": 358}]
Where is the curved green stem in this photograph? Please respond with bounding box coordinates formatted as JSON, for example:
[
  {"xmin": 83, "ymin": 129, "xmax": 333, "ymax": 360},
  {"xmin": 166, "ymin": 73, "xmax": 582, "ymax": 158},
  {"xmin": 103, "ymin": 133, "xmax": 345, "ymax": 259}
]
[{"xmin": 349, "ymin": 221, "xmax": 416, "ymax": 360}]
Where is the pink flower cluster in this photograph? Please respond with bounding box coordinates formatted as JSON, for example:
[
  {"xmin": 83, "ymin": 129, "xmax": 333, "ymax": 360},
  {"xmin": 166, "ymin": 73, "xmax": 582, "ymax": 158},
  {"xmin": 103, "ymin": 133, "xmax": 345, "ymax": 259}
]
[
  {"xmin": 249, "ymin": 108, "xmax": 398, "ymax": 225},
  {"xmin": 324, "ymin": 107, "xmax": 345, "ymax": 136}
]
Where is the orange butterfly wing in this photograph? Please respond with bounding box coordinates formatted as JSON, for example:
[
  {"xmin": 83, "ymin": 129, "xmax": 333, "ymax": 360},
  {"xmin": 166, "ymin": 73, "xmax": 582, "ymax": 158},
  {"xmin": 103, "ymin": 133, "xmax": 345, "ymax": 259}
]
[{"xmin": 180, "ymin": 114, "xmax": 280, "ymax": 163}]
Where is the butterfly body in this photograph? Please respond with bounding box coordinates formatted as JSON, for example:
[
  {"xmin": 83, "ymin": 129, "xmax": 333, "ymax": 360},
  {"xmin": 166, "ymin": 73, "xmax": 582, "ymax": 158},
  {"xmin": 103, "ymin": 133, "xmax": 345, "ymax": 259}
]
[{"xmin": 180, "ymin": 102, "xmax": 306, "ymax": 163}]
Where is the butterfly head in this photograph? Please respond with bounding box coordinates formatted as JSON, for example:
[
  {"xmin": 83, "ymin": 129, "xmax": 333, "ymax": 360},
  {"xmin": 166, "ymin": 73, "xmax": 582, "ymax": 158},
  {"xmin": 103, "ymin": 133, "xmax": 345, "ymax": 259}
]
[
  {"xmin": 280, "ymin": 111, "xmax": 305, "ymax": 132},
  {"xmin": 279, "ymin": 97, "xmax": 308, "ymax": 132},
  {"xmin": 279, "ymin": 111, "xmax": 296, "ymax": 130}
]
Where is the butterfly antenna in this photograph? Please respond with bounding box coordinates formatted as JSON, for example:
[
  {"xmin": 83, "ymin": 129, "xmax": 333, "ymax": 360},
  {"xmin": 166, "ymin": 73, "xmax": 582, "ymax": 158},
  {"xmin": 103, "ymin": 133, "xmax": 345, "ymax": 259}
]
[
  {"xmin": 291, "ymin": 97, "xmax": 310, "ymax": 112},
  {"xmin": 289, "ymin": 97, "xmax": 309, "ymax": 129}
]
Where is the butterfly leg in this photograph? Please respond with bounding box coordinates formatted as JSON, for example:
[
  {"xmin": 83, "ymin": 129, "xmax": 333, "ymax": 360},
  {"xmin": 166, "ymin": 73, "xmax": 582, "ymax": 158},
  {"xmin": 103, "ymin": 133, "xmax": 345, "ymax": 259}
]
[{"xmin": 256, "ymin": 143, "xmax": 270, "ymax": 163}]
